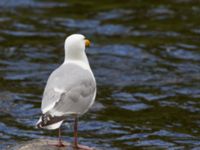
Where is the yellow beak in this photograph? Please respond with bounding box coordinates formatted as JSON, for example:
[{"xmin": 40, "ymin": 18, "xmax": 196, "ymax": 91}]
[{"xmin": 85, "ymin": 39, "xmax": 91, "ymax": 47}]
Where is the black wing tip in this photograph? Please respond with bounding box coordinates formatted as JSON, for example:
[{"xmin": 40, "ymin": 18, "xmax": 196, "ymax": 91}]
[{"xmin": 36, "ymin": 113, "xmax": 65, "ymax": 129}]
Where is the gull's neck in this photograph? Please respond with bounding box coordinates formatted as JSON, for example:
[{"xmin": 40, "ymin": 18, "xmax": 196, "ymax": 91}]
[
  {"xmin": 64, "ymin": 52, "xmax": 89, "ymax": 64},
  {"xmin": 64, "ymin": 49, "xmax": 90, "ymax": 69}
]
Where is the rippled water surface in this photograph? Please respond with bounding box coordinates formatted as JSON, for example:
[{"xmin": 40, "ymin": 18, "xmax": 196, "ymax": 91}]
[{"xmin": 0, "ymin": 0, "xmax": 200, "ymax": 149}]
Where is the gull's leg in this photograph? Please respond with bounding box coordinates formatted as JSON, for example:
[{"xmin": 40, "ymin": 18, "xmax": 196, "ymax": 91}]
[
  {"xmin": 49, "ymin": 127, "xmax": 65, "ymax": 147},
  {"xmin": 57, "ymin": 127, "xmax": 65, "ymax": 147},
  {"xmin": 74, "ymin": 115, "xmax": 78, "ymax": 148},
  {"xmin": 73, "ymin": 115, "xmax": 93, "ymax": 150}
]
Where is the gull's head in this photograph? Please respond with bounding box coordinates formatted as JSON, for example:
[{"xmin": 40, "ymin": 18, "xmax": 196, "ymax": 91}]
[{"xmin": 64, "ymin": 34, "xmax": 90, "ymax": 55}]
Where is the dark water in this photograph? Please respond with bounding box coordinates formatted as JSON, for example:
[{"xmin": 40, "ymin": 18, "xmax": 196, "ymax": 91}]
[{"xmin": 0, "ymin": 0, "xmax": 200, "ymax": 149}]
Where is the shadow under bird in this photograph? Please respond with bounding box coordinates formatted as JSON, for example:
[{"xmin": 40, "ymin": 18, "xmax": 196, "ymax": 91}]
[{"xmin": 36, "ymin": 34, "xmax": 96, "ymax": 150}]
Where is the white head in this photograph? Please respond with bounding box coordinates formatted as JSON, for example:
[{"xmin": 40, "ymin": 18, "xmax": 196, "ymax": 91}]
[{"xmin": 64, "ymin": 34, "xmax": 90, "ymax": 63}]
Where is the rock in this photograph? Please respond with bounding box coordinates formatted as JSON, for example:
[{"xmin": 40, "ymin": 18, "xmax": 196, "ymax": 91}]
[{"xmin": 9, "ymin": 139, "xmax": 98, "ymax": 150}]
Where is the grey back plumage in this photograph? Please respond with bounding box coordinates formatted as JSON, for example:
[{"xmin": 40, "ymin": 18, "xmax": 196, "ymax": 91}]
[{"xmin": 41, "ymin": 63, "xmax": 96, "ymax": 117}]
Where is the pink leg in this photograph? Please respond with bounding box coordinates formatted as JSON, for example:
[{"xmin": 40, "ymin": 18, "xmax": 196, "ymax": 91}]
[
  {"xmin": 74, "ymin": 115, "xmax": 78, "ymax": 148},
  {"xmin": 57, "ymin": 127, "xmax": 65, "ymax": 147},
  {"xmin": 50, "ymin": 127, "xmax": 65, "ymax": 147},
  {"xmin": 48, "ymin": 127, "xmax": 65, "ymax": 147},
  {"xmin": 73, "ymin": 116, "xmax": 93, "ymax": 150}
]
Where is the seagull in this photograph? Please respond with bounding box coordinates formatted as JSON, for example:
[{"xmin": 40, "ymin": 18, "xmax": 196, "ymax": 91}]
[{"xmin": 36, "ymin": 34, "xmax": 96, "ymax": 149}]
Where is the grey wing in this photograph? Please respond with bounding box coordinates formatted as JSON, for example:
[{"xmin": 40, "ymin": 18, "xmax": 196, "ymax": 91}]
[
  {"xmin": 41, "ymin": 64, "xmax": 96, "ymax": 116},
  {"xmin": 41, "ymin": 88, "xmax": 63, "ymax": 114},
  {"xmin": 49, "ymin": 77, "xmax": 96, "ymax": 116}
]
